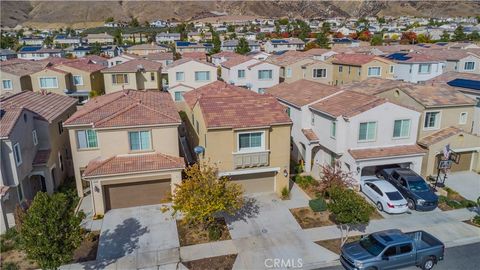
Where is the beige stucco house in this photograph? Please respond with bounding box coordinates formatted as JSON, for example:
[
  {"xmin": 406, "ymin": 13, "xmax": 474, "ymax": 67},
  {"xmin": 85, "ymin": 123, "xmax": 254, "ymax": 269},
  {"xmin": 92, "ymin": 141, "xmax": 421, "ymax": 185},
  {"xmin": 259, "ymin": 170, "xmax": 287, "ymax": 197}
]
[
  {"xmin": 329, "ymin": 54, "xmax": 395, "ymax": 86},
  {"xmin": 182, "ymin": 81, "xmax": 292, "ymax": 195},
  {"xmin": 0, "ymin": 60, "xmax": 49, "ymax": 95},
  {"xmin": 63, "ymin": 90, "xmax": 184, "ymax": 216},
  {"xmin": 101, "ymin": 59, "xmax": 162, "ymax": 93},
  {"xmin": 0, "ymin": 91, "xmax": 77, "ymax": 233},
  {"xmin": 125, "ymin": 43, "xmax": 169, "ymax": 56}
]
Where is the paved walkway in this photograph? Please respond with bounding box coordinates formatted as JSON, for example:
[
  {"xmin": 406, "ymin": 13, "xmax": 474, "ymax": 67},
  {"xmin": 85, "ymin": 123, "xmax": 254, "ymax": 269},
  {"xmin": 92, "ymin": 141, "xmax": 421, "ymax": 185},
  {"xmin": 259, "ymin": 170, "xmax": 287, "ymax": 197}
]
[
  {"xmin": 78, "ymin": 194, "xmax": 102, "ymax": 232},
  {"xmin": 445, "ymin": 171, "xmax": 480, "ymax": 202}
]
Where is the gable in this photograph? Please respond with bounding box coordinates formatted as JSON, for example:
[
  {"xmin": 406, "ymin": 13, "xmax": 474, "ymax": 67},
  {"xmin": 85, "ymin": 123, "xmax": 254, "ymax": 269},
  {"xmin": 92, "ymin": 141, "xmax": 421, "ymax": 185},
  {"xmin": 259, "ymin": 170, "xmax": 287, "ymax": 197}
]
[{"xmin": 376, "ymin": 88, "xmax": 425, "ymax": 111}]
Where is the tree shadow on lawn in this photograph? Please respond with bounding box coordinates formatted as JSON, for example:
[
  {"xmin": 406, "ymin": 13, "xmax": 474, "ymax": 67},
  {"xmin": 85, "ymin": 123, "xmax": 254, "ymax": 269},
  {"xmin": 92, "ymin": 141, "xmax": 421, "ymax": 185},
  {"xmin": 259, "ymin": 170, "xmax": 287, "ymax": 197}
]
[
  {"xmin": 223, "ymin": 197, "xmax": 260, "ymax": 224},
  {"xmin": 79, "ymin": 217, "xmax": 149, "ymax": 269}
]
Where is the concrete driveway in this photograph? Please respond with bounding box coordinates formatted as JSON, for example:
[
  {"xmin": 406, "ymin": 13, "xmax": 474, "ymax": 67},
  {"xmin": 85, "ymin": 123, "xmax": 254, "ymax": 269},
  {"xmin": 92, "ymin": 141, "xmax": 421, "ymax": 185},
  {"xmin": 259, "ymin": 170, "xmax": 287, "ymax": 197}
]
[
  {"xmin": 96, "ymin": 204, "xmax": 179, "ymax": 261},
  {"xmin": 445, "ymin": 171, "xmax": 480, "ymax": 201}
]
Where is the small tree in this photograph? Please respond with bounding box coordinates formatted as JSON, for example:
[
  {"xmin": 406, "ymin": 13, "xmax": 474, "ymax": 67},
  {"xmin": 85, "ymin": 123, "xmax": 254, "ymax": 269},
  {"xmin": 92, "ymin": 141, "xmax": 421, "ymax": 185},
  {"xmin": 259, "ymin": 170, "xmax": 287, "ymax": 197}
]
[
  {"xmin": 318, "ymin": 161, "xmax": 355, "ymax": 197},
  {"xmin": 469, "ymin": 30, "xmax": 480, "ymax": 41},
  {"xmin": 235, "ymin": 37, "xmax": 251, "ymax": 55},
  {"xmin": 104, "ymin": 17, "xmax": 114, "ymax": 23},
  {"xmin": 453, "ymin": 25, "xmax": 467, "ymax": 41},
  {"xmin": 20, "ymin": 192, "xmax": 84, "ymax": 269},
  {"xmin": 172, "ymin": 163, "xmax": 243, "ymax": 229},
  {"xmin": 211, "ymin": 32, "xmax": 221, "ymax": 54},
  {"xmin": 370, "ymin": 35, "xmax": 383, "ymax": 46},
  {"xmin": 328, "ymin": 186, "xmax": 375, "ymax": 246},
  {"xmin": 440, "ymin": 31, "xmax": 451, "ymax": 42},
  {"xmin": 315, "ymin": 32, "xmax": 330, "ymax": 49}
]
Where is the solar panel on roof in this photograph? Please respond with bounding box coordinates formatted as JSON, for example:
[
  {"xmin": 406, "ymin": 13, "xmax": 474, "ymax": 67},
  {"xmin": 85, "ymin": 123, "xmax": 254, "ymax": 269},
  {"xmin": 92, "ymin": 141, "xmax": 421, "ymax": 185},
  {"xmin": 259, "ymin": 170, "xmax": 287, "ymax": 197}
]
[
  {"xmin": 447, "ymin": 79, "xmax": 480, "ymax": 91},
  {"xmin": 386, "ymin": 53, "xmax": 411, "ymax": 61},
  {"xmin": 271, "ymin": 40, "xmax": 287, "ymax": 44},
  {"xmin": 19, "ymin": 46, "xmax": 42, "ymax": 52}
]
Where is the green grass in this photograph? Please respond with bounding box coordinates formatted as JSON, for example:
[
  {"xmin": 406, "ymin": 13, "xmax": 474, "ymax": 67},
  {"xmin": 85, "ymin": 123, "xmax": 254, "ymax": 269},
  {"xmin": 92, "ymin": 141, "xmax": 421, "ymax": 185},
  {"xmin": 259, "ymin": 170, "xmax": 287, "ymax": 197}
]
[{"xmin": 294, "ymin": 175, "xmax": 316, "ymax": 189}]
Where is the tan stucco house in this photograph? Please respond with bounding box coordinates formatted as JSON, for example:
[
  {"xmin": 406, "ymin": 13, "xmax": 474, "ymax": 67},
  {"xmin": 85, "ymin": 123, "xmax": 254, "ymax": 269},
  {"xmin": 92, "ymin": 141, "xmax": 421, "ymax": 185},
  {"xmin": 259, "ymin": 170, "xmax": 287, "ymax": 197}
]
[
  {"xmin": 0, "ymin": 91, "xmax": 77, "ymax": 233},
  {"xmin": 101, "ymin": 59, "xmax": 162, "ymax": 93},
  {"xmin": 63, "ymin": 90, "xmax": 184, "ymax": 216},
  {"xmin": 0, "ymin": 60, "xmax": 48, "ymax": 95},
  {"xmin": 329, "ymin": 54, "xmax": 395, "ymax": 86},
  {"xmin": 182, "ymin": 81, "xmax": 292, "ymax": 195}
]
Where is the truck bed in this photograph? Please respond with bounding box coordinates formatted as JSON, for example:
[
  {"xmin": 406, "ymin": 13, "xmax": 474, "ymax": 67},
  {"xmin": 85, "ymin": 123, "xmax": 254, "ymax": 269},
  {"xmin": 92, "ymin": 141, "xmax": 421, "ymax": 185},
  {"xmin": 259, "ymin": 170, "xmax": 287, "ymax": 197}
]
[{"xmin": 405, "ymin": 231, "xmax": 444, "ymax": 251}]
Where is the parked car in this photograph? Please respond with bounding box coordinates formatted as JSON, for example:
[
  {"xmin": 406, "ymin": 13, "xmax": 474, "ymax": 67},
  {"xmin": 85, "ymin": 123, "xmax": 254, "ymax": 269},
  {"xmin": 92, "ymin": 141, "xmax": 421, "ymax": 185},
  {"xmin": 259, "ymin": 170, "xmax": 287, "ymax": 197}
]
[
  {"xmin": 379, "ymin": 168, "xmax": 438, "ymax": 211},
  {"xmin": 340, "ymin": 229, "xmax": 445, "ymax": 270},
  {"xmin": 360, "ymin": 177, "xmax": 408, "ymax": 214}
]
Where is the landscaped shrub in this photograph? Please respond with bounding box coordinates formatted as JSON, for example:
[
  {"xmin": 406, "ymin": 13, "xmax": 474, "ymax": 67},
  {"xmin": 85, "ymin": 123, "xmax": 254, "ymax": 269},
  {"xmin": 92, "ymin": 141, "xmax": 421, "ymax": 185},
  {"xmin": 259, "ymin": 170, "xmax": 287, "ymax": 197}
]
[
  {"xmin": 446, "ymin": 199, "xmax": 462, "ymax": 209},
  {"xmin": 294, "ymin": 163, "xmax": 304, "ymax": 174},
  {"xmin": 295, "ymin": 175, "xmax": 316, "ymax": 189},
  {"xmin": 2, "ymin": 262, "xmax": 19, "ymax": 270},
  {"xmin": 473, "ymin": 215, "xmax": 480, "ymax": 226},
  {"xmin": 309, "ymin": 197, "xmax": 328, "ymax": 212},
  {"xmin": 281, "ymin": 186, "xmax": 290, "ymax": 200},
  {"xmin": 460, "ymin": 200, "xmax": 477, "ymax": 208},
  {"xmin": 208, "ymin": 225, "xmax": 222, "ymax": 241}
]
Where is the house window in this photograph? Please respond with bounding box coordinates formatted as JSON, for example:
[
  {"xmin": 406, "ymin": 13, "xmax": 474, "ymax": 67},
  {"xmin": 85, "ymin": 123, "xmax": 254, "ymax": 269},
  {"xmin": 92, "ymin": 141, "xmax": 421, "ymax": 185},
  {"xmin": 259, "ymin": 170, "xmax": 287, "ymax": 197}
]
[
  {"xmin": 367, "ymin": 67, "xmax": 381, "ymax": 77},
  {"xmin": 76, "ymin": 129, "xmax": 98, "ymax": 149},
  {"xmin": 424, "ymin": 111, "xmax": 440, "ymax": 129},
  {"xmin": 32, "ymin": 130, "xmax": 38, "ymax": 145},
  {"xmin": 313, "ymin": 69, "xmax": 327, "ymax": 78},
  {"xmin": 13, "ymin": 143, "xmax": 22, "ymax": 166},
  {"xmin": 195, "ymin": 71, "xmax": 210, "ymax": 81},
  {"xmin": 73, "ymin": 75, "xmax": 83, "ymax": 86},
  {"xmin": 238, "ymin": 132, "xmax": 264, "ymax": 152},
  {"xmin": 459, "ymin": 112, "xmax": 468, "ymax": 125},
  {"xmin": 358, "ymin": 122, "xmax": 377, "ymax": 142},
  {"xmin": 418, "ymin": 64, "xmax": 431, "ymax": 74},
  {"xmin": 150, "ymin": 72, "xmax": 155, "ymax": 81},
  {"xmin": 258, "ymin": 70, "xmax": 273, "ymax": 80},
  {"xmin": 58, "ymin": 152, "xmax": 64, "ymax": 171},
  {"xmin": 286, "ymin": 68, "xmax": 292, "ymax": 78},
  {"xmin": 258, "ymin": 88, "xmax": 266, "ymax": 94},
  {"xmin": 389, "ymin": 65, "xmax": 395, "ymax": 73},
  {"xmin": 17, "ymin": 181, "xmax": 24, "ymax": 201},
  {"xmin": 238, "ymin": 69, "xmax": 246, "ymax": 79},
  {"xmin": 286, "ymin": 107, "xmax": 291, "ymax": 117},
  {"xmin": 464, "ymin": 62, "xmax": 475, "ymax": 71},
  {"xmin": 111, "ymin": 74, "xmax": 128, "ymax": 84},
  {"xmin": 39, "ymin": 77, "xmax": 58, "ymax": 88},
  {"xmin": 176, "ymin": 72, "xmax": 184, "ymax": 81},
  {"xmin": 311, "ymin": 114, "xmax": 315, "ymax": 126},
  {"xmin": 172, "ymin": 91, "xmax": 183, "ymax": 101},
  {"xmin": 330, "ymin": 121, "xmax": 336, "ymax": 139},
  {"xmin": 2, "ymin": 79, "xmax": 13, "ymax": 90},
  {"xmin": 58, "ymin": 121, "xmax": 64, "ymax": 134},
  {"xmin": 129, "ymin": 130, "xmax": 151, "ymax": 151},
  {"xmin": 393, "ymin": 119, "xmax": 411, "ymax": 138},
  {"xmin": 338, "ymin": 66, "xmax": 343, "ymax": 72}
]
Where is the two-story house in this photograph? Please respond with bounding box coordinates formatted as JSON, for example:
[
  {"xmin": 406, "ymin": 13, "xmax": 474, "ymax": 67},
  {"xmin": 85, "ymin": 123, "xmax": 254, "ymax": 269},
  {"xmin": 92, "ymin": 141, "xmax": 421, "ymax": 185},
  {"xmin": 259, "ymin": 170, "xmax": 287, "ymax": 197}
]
[
  {"xmin": 268, "ymin": 80, "xmax": 425, "ymax": 182},
  {"xmin": 220, "ymin": 56, "xmax": 280, "ymax": 94},
  {"xmin": 165, "ymin": 58, "xmax": 217, "ymax": 102},
  {"xmin": 156, "ymin": 33, "xmax": 181, "ymax": 43},
  {"xmin": 101, "ymin": 59, "xmax": 162, "ymax": 93},
  {"xmin": 421, "ymin": 49, "xmax": 480, "ymax": 74},
  {"xmin": 385, "ymin": 52, "xmax": 445, "ymax": 83},
  {"xmin": 0, "ymin": 91, "xmax": 77, "ymax": 233},
  {"xmin": 220, "ymin": 39, "xmax": 261, "ymax": 52},
  {"xmin": 175, "ymin": 41, "xmax": 207, "ymax": 54},
  {"xmin": 1, "ymin": 60, "xmax": 49, "ymax": 95},
  {"xmin": 17, "ymin": 46, "xmax": 64, "ymax": 61},
  {"xmin": 347, "ymin": 78, "xmax": 480, "ymax": 177},
  {"xmin": 264, "ymin": 38, "xmax": 305, "ymax": 53},
  {"xmin": 329, "ymin": 54, "xmax": 395, "ymax": 86},
  {"xmin": 125, "ymin": 43, "xmax": 169, "ymax": 56},
  {"xmin": 63, "ymin": 90, "xmax": 184, "ymax": 216},
  {"xmin": 85, "ymin": 33, "xmax": 114, "ymax": 44},
  {"xmin": 211, "ymin": 51, "xmax": 242, "ymax": 66},
  {"xmin": 30, "ymin": 59, "xmax": 105, "ymax": 104},
  {"xmin": 182, "ymin": 81, "xmax": 292, "ymax": 194}
]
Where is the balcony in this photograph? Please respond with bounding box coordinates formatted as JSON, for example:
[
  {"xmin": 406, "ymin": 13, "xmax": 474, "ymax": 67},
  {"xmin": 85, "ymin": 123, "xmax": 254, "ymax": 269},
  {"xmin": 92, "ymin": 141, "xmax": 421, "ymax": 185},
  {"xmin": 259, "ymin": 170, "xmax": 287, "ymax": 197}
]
[{"xmin": 233, "ymin": 150, "xmax": 269, "ymax": 169}]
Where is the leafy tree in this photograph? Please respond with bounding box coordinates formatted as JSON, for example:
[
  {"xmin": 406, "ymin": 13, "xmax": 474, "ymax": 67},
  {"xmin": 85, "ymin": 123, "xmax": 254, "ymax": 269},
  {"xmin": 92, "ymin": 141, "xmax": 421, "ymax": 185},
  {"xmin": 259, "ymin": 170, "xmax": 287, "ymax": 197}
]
[
  {"xmin": 277, "ymin": 18, "xmax": 289, "ymax": 25},
  {"xmin": 211, "ymin": 32, "xmax": 221, "ymax": 54},
  {"xmin": 0, "ymin": 33, "xmax": 18, "ymax": 49},
  {"xmin": 453, "ymin": 25, "xmax": 467, "ymax": 41},
  {"xmin": 43, "ymin": 36, "xmax": 53, "ymax": 47},
  {"xmin": 370, "ymin": 34, "xmax": 383, "ymax": 46},
  {"xmin": 468, "ymin": 30, "xmax": 480, "ymax": 41},
  {"xmin": 377, "ymin": 16, "xmax": 386, "ymax": 24},
  {"xmin": 229, "ymin": 32, "xmax": 237, "ymax": 40},
  {"xmin": 417, "ymin": 33, "xmax": 432, "ymax": 43},
  {"xmin": 321, "ymin": 21, "xmax": 331, "ymax": 34},
  {"xmin": 315, "ymin": 32, "xmax": 330, "ymax": 49},
  {"xmin": 256, "ymin": 32, "xmax": 265, "ymax": 40},
  {"xmin": 89, "ymin": 42, "xmax": 102, "ymax": 55},
  {"xmin": 440, "ymin": 31, "xmax": 450, "ymax": 42},
  {"xmin": 328, "ymin": 186, "xmax": 375, "ymax": 246},
  {"xmin": 227, "ymin": 25, "xmax": 235, "ymax": 32},
  {"xmin": 358, "ymin": 30, "xmax": 372, "ymax": 41},
  {"xmin": 20, "ymin": 192, "xmax": 84, "ymax": 269},
  {"xmin": 275, "ymin": 24, "xmax": 281, "ymax": 34},
  {"xmin": 104, "ymin": 17, "xmax": 114, "ymax": 23},
  {"xmin": 348, "ymin": 32, "xmax": 358, "ymax": 40},
  {"xmin": 172, "ymin": 163, "xmax": 243, "ymax": 229},
  {"xmin": 401, "ymin": 31, "xmax": 417, "ymax": 44},
  {"xmin": 297, "ymin": 19, "xmax": 311, "ymax": 41},
  {"xmin": 235, "ymin": 37, "xmax": 251, "ymax": 55},
  {"xmin": 317, "ymin": 161, "xmax": 355, "ymax": 197},
  {"xmin": 16, "ymin": 29, "xmax": 24, "ymax": 38},
  {"xmin": 129, "ymin": 16, "xmax": 140, "ymax": 27},
  {"xmin": 113, "ymin": 28, "xmax": 123, "ymax": 45}
]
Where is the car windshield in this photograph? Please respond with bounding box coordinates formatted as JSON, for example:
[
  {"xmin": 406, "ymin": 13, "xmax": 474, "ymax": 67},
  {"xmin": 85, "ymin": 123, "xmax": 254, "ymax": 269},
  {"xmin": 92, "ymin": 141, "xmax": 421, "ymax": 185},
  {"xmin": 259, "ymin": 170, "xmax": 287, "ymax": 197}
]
[
  {"xmin": 360, "ymin": 235, "xmax": 386, "ymax": 256},
  {"xmin": 386, "ymin": 191, "xmax": 403, "ymax": 201},
  {"xmin": 408, "ymin": 180, "xmax": 429, "ymax": 192}
]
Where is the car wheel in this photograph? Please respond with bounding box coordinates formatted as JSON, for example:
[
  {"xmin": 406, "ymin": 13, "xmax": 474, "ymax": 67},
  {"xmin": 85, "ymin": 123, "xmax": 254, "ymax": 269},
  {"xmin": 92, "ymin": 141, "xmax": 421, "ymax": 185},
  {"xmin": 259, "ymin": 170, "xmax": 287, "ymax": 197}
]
[
  {"xmin": 376, "ymin": 202, "xmax": 383, "ymax": 212},
  {"xmin": 407, "ymin": 199, "xmax": 416, "ymax": 210},
  {"xmin": 421, "ymin": 256, "xmax": 435, "ymax": 270}
]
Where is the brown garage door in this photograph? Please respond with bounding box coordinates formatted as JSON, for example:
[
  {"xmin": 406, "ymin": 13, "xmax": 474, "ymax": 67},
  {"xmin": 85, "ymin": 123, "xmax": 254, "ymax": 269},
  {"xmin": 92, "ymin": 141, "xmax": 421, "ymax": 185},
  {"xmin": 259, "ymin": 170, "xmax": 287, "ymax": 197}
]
[
  {"xmin": 229, "ymin": 172, "xmax": 275, "ymax": 194},
  {"xmin": 451, "ymin": 152, "xmax": 473, "ymax": 172},
  {"xmin": 104, "ymin": 179, "xmax": 171, "ymax": 211}
]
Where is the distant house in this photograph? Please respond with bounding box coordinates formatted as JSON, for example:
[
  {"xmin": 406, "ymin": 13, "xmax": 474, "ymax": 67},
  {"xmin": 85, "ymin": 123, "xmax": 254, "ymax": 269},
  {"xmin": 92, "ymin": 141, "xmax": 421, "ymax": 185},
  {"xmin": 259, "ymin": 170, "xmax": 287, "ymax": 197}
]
[
  {"xmin": 85, "ymin": 33, "xmax": 114, "ymax": 44},
  {"xmin": 17, "ymin": 46, "xmax": 64, "ymax": 61},
  {"xmin": 144, "ymin": 52, "xmax": 175, "ymax": 67},
  {"xmin": 19, "ymin": 36, "xmax": 44, "ymax": 46},
  {"xmin": 65, "ymin": 46, "xmax": 91, "ymax": 58},
  {"xmin": 175, "ymin": 41, "xmax": 207, "ymax": 53},
  {"xmin": 0, "ymin": 60, "xmax": 48, "ymax": 95},
  {"xmin": 220, "ymin": 39, "xmax": 261, "ymax": 52},
  {"xmin": 211, "ymin": 51, "xmax": 242, "ymax": 66},
  {"xmin": 126, "ymin": 43, "xmax": 169, "ymax": 56},
  {"xmin": 150, "ymin": 20, "xmax": 169, "ymax": 28},
  {"xmin": 264, "ymin": 38, "xmax": 305, "ymax": 53},
  {"xmin": 421, "ymin": 50, "xmax": 480, "ymax": 74},
  {"xmin": 156, "ymin": 33, "xmax": 181, "ymax": 43},
  {"xmin": 0, "ymin": 49, "xmax": 17, "ymax": 61},
  {"xmin": 385, "ymin": 52, "xmax": 445, "ymax": 83},
  {"xmin": 54, "ymin": 35, "xmax": 82, "ymax": 46},
  {"xmin": 101, "ymin": 59, "xmax": 162, "ymax": 93},
  {"xmin": 107, "ymin": 53, "xmax": 139, "ymax": 68},
  {"xmin": 329, "ymin": 53, "xmax": 395, "ymax": 85}
]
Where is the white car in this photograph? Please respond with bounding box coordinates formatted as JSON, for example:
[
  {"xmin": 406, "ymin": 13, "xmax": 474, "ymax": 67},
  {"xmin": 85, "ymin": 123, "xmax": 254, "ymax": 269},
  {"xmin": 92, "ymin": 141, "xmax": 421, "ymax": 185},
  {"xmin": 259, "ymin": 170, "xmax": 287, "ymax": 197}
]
[{"xmin": 360, "ymin": 176, "xmax": 409, "ymax": 214}]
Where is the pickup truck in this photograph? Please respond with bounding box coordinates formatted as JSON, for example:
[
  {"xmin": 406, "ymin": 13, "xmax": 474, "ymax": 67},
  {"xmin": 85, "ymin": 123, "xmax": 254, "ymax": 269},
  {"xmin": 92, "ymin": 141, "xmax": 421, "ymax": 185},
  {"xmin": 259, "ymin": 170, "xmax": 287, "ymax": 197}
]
[{"xmin": 340, "ymin": 229, "xmax": 445, "ymax": 270}]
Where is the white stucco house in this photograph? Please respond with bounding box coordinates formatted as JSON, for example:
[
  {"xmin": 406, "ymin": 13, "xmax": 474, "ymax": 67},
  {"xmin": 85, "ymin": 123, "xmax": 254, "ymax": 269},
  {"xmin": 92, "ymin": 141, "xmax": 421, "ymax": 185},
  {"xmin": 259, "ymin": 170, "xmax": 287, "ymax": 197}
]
[
  {"xmin": 264, "ymin": 38, "xmax": 305, "ymax": 53},
  {"xmin": 385, "ymin": 52, "xmax": 445, "ymax": 83},
  {"xmin": 267, "ymin": 79, "xmax": 425, "ymax": 182},
  {"xmin": 221, "ymin": 56, "xmax": 280, "ymax": 94}
]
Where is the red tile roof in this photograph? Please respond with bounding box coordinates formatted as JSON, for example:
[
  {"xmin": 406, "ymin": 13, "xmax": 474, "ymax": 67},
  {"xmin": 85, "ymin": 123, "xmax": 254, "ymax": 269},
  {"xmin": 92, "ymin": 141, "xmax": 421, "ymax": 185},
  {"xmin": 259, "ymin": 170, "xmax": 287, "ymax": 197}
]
[
  {"xmin": 33, "ymin": 149, "xmax": 51, "ymax": 165},
  {"xmin": 101, "ymin": 59, "xmax": 162, "ymax": 73},
  {"xmin": 0, "ymin": 60, "xmax": 49, "ymax": 76},
  {"xmin": 221, "ymin": 56, "xmax": 253, "ymax": 68},
  {"xmin": 211, "ymin": 51, "xmax": 241, "ymax": 58},
  {"xmin": 417, "ymin": 127, "xmax": 465, "ymax": 147},
  {"xmin": 58, "ymin": 59, "xmax": 105, "ymax": 73},
  {"xmin": 166, "ymin": 58, "xmax": 215, "ymax": 69},
  {"xmin": 348, "ymin": 145, "xmax": 426, "ymax": 160},
  {"xmin": 267, "ymin": 80, "xmax": 339, "ymax": 108},
  {"xmin": 64, "ymin": 90, "xmax": 180, "ymax": 128},
  {"xmin": 181, "ymin": 52, "xmax": 207, "ymax": 61},
  {"xmin": 83, "ymin": 153, "xmax": 184, "ymax": 178},
  {"xmin": 331, "ymin": 54, "xmax": 391, "ymax": 66}
]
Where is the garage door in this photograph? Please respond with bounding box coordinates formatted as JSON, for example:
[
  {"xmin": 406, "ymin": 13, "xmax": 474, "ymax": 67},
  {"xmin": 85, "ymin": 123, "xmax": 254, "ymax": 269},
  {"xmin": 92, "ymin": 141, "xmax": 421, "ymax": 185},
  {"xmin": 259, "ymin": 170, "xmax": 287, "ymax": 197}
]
[
  {"xmin": 104, "ymin": 179, "xmax": 171, "ymax": 211},
  {"xmin": 451, "ymin": 152, "xmax": 473, "ymax": 172},
  {"xmin": 229, "ymin": 172, "xmax": 275, "ymax": 194}
]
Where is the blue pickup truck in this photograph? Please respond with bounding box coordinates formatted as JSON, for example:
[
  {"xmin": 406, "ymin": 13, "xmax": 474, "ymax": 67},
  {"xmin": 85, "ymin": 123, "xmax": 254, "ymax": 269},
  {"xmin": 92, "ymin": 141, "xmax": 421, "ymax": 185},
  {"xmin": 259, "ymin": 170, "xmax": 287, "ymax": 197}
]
[{"xmin": 340, "ymin": 229, "xmax": 444, "ymax": 270}]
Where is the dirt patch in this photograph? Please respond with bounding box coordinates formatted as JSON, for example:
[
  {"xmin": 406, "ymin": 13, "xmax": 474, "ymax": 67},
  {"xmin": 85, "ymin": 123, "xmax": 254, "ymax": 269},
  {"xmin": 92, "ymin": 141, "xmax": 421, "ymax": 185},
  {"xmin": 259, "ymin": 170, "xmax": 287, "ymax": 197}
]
[
  {"xmin": 290, "ymin": 207, "xmax": 383, "ymax": 229},
  {"xmin": 73, "ymin": 231, "xmax": 100, "ymax": 262},
  {"xmin": 177, "ymin": 218, "xmax": 231, "ymax": 247},
  {"xmin": 183, "ymin": 254, "xmax": 237, "ymax": 270},
  {"xmin": 315, "ymin": 235, "xmax": 363, "ymax": 255},
  {"xmin": 0, "ymin": 249, "xmax": 38, "ymax": 270}
]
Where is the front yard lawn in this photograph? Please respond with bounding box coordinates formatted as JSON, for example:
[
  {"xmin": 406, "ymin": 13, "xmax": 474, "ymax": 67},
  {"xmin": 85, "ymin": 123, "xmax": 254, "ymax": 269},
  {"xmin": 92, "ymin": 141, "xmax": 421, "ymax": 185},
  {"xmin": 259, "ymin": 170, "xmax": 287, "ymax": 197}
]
[
  {"xmin": 177, "ymin": 218, "xmax": 231, "ymax": 246},
  {"xmin": 183, "ymin": 254, "xmax": 237, "ymax": 270},
  {"xmin": 437, "ymin": 187, "xmax": 476, "ymax": 211},
  {"xmin": 292, "ymin": 175, "xmax": 320, "ymax": 199},
  {"xmin": 315, "ymin": 235, "xmax": 363, "ymax": 254},
  {"xmin": 290, "ymin": 207, "xmax": 383, "ymax": 229}
]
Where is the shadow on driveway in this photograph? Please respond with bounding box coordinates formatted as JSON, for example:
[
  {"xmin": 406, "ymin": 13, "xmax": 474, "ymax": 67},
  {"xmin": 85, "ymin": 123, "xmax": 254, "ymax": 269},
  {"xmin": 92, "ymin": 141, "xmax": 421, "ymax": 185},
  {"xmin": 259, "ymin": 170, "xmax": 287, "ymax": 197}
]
[{"xmin": 224, "ymin": 197, "xmax": 260, "ymax": 223}]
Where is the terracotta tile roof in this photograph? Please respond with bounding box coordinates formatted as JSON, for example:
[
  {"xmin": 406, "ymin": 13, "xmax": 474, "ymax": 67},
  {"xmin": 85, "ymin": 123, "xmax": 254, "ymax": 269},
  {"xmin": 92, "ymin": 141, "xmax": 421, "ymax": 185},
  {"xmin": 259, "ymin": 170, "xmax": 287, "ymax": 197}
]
[
  {"xmin": 101, "ymin": 59, "xmax": 162, "ymax": 73},
  {"xmin": 127, "ymin": 43, "xmax": 167, "ymax": 51},
  {"xmin": 83, "ymin": 153, "xmax": 184, "ymax": 178},
  {"xmin": 221, "ymin": 56, "xmax": 253, "ymax": 68},
  {"xmin": 0, "ymin": 60, "xmax": 49, "ymax": 76},
  {"xmin": 33, "ymin": 149, "xmax": 51, "ymax": 165},
  {"xmin": 417, "ymin": 127, "xmax": 466, "ymax": 147},
  {"xmin": 427, "ymin": 71, "xmax": 480, "ymax": 84},
  {"xmin": 302, "ymin": 129, "xmax": 319, "ymax": 142},
  {"xmin": 331, "ymin": 54, "xmax": 392, "ymax": 66},
  {"xmin": 348, "ymin": 145, "xmax": 426, "ymax": 160},
  {"xmin": 386, "ymin": 52, "xmax": 443, "ymax": 63},
  {"xmin": 0, "ymin": 106, "xmax": 24, "ymax": 138},
  {"xmin": 212, "ymin": 51, "xmax": 241, "ymax": 58},
  {"xmin": 341, "ymin": 77, "xmax": 411, "ymax": 95},
  {"xmin": 310, "ymin": 90, "xmax": 388, "ymax": 118},
  {"xmin": 180, "ymin": 52, "xmax": 207, "ymax": 61},
  {"xmin": 418, "ymin": 49, "xmax": 476, "ymax": 61},
  {"xmin": 304, "ymin": 48, "xmax": 331, "ymax": 56},
  {"xmin": 183, "ymin": 81, "xmax": 291, "ymax": 129},
  {"xmin": 165, "ymin": 58, "xmax": 215, "ymax": 69},
  {"xmin": 267, "ymin": 80, "xmax": 338, "ymax": 108},
  {"xmin": 64, "ymin": 90, "xmax": 180, "ymax": 128},
  {"xmin": 144, "ymin": 52, "xmax": 174, "ymax": 61},
  {"xmin": 266, "ymin": 51, "xmax": 309, "ymax": 66},
  {"xmin": 58, "ymin": 59, "xmax": 105, "ymax": 73}
]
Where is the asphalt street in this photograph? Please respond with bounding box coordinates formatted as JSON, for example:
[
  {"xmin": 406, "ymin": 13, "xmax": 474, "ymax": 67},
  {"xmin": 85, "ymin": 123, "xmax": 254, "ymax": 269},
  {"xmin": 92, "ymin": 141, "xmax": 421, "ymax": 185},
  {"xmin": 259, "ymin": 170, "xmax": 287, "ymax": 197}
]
[{"xmin": 317, "ymin": 242, "xmax": 480, "ymax": 270}]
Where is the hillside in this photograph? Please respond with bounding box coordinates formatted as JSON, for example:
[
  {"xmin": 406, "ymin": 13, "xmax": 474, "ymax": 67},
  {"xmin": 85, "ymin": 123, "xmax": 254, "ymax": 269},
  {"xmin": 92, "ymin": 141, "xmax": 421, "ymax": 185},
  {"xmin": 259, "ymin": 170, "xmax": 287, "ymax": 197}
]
[{"xmin": 1, "ymin": 1, "xmax": 480, "ymax": 29}]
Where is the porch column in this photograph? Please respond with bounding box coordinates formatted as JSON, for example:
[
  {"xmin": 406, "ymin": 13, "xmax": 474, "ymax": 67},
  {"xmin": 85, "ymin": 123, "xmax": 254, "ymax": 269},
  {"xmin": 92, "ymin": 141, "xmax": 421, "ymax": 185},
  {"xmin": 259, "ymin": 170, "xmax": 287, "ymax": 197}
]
[{"xmin": 304, "ymin": 145, "xmax": 313, "ymax": 173}]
